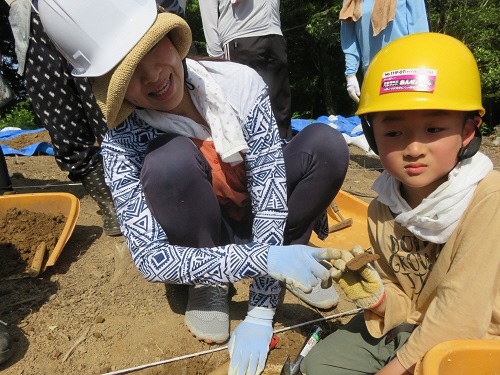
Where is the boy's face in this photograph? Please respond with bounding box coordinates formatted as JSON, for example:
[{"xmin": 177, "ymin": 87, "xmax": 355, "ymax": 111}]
[
  {"xmin": 125, "ymin": 36, "xmax": 185, "ymax": 113},
  {"xmin": 372, "ymin": 110, "xmax": 477, "ymax": 202}
]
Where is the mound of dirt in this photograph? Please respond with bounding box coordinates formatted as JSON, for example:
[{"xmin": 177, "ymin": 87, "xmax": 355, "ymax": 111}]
[
  {"xmin": 0, "ymin": 131, "xmax": 52, "ymax": 151},
  {"xmin": 0, "ymin": 208, "xmax": 66, "ymax": 279}
]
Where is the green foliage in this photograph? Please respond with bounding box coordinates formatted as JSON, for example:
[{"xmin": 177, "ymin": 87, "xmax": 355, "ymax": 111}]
[
  {"xmin": 292, "ymin": 110, "xmax": 312, "ymax": 119},
  {"xmin": 185, "ymin": 0, "xmax": 208, "ymax": 56},
  {"xmin": 480, "ymin": 121, "xmax": 491, "ymax": 136},
  {"xmin": 306, "ymin": 5, "xmax": 341, "ymax": 47},
  {"xmin": 281, "ymin": 1, "xmax": 354, "ymax": 118},
  {"xmin": 427, "ymin": 0, "xmax": 500, "ymax": 129},
  {"xmin": 0, "ymin": 100, "xmax": 39, "ymax": 130}
]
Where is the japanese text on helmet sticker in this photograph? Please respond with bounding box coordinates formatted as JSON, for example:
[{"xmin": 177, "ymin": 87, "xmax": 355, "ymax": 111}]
[{"xmin": 380, "ymin": 68, "xmax": 437, "ymax": 94}]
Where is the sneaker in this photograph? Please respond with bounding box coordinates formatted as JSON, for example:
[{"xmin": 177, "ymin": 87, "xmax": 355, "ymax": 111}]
[
  {"xmin": 0, "ymin": 324, "xmax": 13, "ymax": 365},
  {"xmin": 285, "ymin": 261, "xmax": 339, "ymax": 310},
  {"xmin": 185, "ymin": 284, "xmax": 230, "ymax": 344}
]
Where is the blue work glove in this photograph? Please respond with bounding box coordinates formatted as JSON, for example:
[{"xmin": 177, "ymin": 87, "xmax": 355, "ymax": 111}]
[
  {"xmin": 228, "ymin": 306, "xmax": 274, "ymax": 375},
  {"xmin": 268, "ymin": 245, "xmax": 334, "ymax": 293}
]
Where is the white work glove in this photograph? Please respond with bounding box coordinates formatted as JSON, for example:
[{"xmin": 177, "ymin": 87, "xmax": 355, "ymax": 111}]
[
  {"xmin": 346, "ymin": 75, "xmax": 361, "ymax": 102},
  {"xmin": 329, "ymin": 245, "xmax": 385, "ymax": 309},
  {"xmin": 267, "ymin": 245, "xmax": 334, "ymax": 292},
  {"xmin": 228, "ymin": 306, "xmax": 274, "ymax": 375}
]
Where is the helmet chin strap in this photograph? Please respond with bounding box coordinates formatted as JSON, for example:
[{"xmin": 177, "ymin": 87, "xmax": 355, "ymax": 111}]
[
  {"xmin": 457, "ymin": 126, "xmax": 482, "ymax": 161},
  {"xmin": 361, "ymin": 117, "xmax": 379, "ymax": 155}
]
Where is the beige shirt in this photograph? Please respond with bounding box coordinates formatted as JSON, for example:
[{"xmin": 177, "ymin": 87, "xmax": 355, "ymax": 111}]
[{"xmin": 365, "ymin": 170, "xmax": 500, "ymax": 372}]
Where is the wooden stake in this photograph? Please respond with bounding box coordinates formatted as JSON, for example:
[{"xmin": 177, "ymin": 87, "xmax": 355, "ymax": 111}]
[{"xmin": 29, "ymin": 241, "xmax": 47, "ymax": 277}]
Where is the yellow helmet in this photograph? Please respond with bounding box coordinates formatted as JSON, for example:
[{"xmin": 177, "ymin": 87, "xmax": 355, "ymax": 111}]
[{"xmin": 356, "ymin": 32, "xmax": 485, "ymax": 117}]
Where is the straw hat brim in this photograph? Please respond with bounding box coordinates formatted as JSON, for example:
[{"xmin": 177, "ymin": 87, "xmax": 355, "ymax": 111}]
[{"xmin": 92, "ymin": 13, "xmax": 192, "ymax": 129}]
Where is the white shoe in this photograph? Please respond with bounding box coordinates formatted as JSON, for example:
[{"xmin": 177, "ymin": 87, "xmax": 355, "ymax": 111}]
[{"xmin": 286, "ymin": 261, "xmax": 339, "ymax": 309}]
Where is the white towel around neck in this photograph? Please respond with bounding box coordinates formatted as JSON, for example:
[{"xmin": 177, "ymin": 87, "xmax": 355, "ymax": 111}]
[
  {"xmin": 136, "ymin": 59, "xmax": 248, "ymax": 165},
  {"xmin": 372, "ymin": 152, "xmax": 493, "ymax": 243}
]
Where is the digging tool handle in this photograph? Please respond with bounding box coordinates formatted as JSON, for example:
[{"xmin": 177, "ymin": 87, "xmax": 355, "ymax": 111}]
[
  {"xmin": 289, "ymin": 326, "xmax": 323, "ymax": 375},
  {"xmin": 29, "ymin": 241, "xmax": 46, "ymax": 277},
  {"xmin": 332, "ymin": 202, "xmax": 344, "ymax": 220}
]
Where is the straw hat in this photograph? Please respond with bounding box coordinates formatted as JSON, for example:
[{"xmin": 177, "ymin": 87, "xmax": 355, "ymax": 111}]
[{"xmin": 92, "ymin": 12, "xmax": 192, "ymax": 129}]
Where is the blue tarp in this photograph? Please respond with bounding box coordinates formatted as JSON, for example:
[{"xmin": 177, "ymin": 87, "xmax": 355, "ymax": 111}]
[
  {"xmin": 0, "ymin": 128, "xmax": 54, "ymax": 156},
  {"xmin": 291, "ymin": 115, "xmax": 363, "ymax": 136},
  {"xmin": 2, "ymin": 117, "xmax": 364, "ymax": 156}
]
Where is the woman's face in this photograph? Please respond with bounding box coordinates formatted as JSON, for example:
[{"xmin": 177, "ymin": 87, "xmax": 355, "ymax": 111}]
[{"xmin": 125, "ymin": 36, "xmax": 185, "ymax": 113}]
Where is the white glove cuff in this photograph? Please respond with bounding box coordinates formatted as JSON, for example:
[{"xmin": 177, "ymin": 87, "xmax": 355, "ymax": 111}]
[
  {"xmin": 357, "ymin": 288, "xmax": 385, "ymax": 309},
  {"xmin": 246, "ymin": 306, "xmax": 275, "ymax": 327},
  {"xmin": 356, "ymin": 266, "xmax": 385, "ymax": 309}
]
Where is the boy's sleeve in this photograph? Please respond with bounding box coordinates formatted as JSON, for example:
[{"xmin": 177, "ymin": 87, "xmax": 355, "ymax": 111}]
[
  {"xmin": 364, "ymin": 201, "xmax": 412, "ymax": 337},
  {"xmin": 397, "ymin": 191, "xmax": 500, "ymax": 369}
]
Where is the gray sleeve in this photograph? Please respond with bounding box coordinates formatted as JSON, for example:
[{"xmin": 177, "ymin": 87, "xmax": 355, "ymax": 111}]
[
  {"xmin": 7, "ymin": 0, "xmax": 32, "ymax": 75},
  {"xmin": 199, "ymin": 0, "xmax": 224, "ymax": 57}
]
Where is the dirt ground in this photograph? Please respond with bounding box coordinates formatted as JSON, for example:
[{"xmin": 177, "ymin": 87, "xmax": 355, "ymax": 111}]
[{"xmin": 1, "ymin": 130, "xmax": 499, "ymax": 375}]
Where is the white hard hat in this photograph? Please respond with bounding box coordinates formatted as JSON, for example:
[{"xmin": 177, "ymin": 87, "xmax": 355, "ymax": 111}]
[{"xmin": 38, "ymin": 0, "xmax": 157, "ymax": 77}]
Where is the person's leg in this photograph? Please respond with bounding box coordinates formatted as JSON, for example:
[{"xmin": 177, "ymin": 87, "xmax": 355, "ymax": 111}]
[
  {"xmin": 260, "ymin": 35, "xmax": 292, "ymax": 140},
  {"xmin": 25, "ymin": 14, "xmax": 120, "ymax": 236},
  {"xmin": 227, "ymin": 35, "xmax": 292, "ymax": 140},
  {"xmin": 73, "ymin": 76, "xmax": 108, "ymax": 146},
  {"xmin": 141, "ymin": 134, "xmax": 223, "ymax": 247},
  {"xmin": 0, "ymin": 147, "xmax": 14, "ymax": 195},
  {"xmin": 73, "ymin": 76, "xmax": 121, "ymax": 235},
  {"xmin": 280, "ymin": 123, "xmax": 349, "ymax": 309},
  {"xmin": 140, "ymin": 133, "xmax": 230, "ymax": 343},
  {"xmin": 80, "ymin": 156, "xmax": 121, "ymax": 236},
  {"xmin": 284, "ymin": 123, "xmax": 349, "ymax": 245},
  {"xmin": 25, "ymin": 14, "xmax": 103, "ymax": 179},
  {"xmin": 301, "ymin": 314, "xmax": 412, "ymax": 375}
]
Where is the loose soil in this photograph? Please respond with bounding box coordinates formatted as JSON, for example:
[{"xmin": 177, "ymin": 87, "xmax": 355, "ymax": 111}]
[
  {"xmin": 0, "ymin": 208, "xmax": 66, "ymax": 279},
  {"xmin": 1, "ymin": 130, "xmax": 499, "ymax": 375}
]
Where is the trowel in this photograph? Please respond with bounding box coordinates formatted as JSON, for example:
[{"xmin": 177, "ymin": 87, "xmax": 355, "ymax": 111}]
[{"xmin": 280, "ymin": 326, "xmax": 322, "ymax": 375}]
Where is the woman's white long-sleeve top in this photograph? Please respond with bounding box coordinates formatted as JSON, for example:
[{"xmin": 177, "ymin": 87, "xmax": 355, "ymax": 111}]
[{"xmin": 101, "ymin": 60, "xmax": 289, "ymax": 309}]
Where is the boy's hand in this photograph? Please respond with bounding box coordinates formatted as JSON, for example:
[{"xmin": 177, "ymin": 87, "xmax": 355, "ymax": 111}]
[{"xmin": 329, "ymin": 245, "xmax": 385, "ymax": 309}]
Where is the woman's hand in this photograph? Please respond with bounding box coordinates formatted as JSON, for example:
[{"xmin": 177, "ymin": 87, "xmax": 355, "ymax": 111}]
[
  {"xmin": 267, "ymin": 245, "xmax": 337, "ymax": 292},
  {"xmin": 228, "ymin": 307, "xmax": 274, "ymax": 375}
]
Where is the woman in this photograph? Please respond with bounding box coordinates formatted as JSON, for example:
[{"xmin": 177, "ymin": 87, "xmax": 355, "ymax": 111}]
[{"xmin": 39, "ymin": 1, "xmax": 349, "ymax": 374}]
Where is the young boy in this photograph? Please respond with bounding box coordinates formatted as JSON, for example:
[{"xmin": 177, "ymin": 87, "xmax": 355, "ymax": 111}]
[{"xmin": 301, "ymin": 32, "xmax": 500, "ymax": 374}]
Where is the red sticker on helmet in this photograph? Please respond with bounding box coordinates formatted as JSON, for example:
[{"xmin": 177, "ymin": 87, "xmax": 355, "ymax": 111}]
[{"xmin": 380, "ymin": 69, "xmax": 437, "ymax": 94}]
